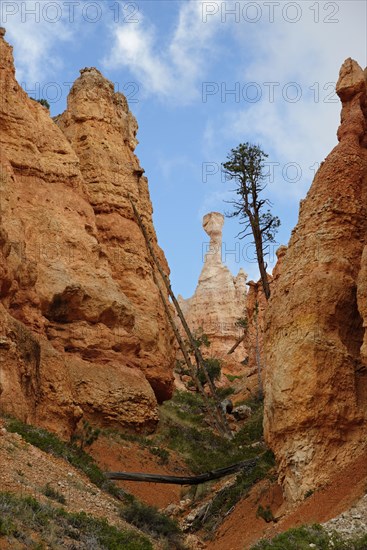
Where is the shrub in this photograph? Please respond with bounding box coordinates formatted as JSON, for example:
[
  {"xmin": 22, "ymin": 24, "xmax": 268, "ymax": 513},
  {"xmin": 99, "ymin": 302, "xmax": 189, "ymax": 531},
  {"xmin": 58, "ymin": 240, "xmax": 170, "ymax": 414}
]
[
  {"xmin": 197, "ymin": 357, "xmax": 221, "ymax": 387},
  {"xmin": 250, "ymin": 524, "xmax": 367, "ymax": 550},
  {"xmin": 120, "ymin": 499, "xmax": 184, "ymax": 549},
  {"xmin": 37, "ymin": 98, "xmax": 50, "ymax": 109},
  {"xmin": 0, "ymin": 492, "xmax": 152, "ymax": 549},
  {"xmin": 149, "ymin": 446, "xmax": 170, "ymax": 465},
  {"xmin": 42, "ymin": 484, "xmax": 66, "ymax": 505},
  {"xmin": 256, "ymin": 504, "xmax": 275, "ymax": 523},
  {"xmin": 70, "ymin": 420, "xmax": 101, "ymax": 452},
  {"xmin": 216, "ymin": 386, "xmax": 235, "ymax": 399}
]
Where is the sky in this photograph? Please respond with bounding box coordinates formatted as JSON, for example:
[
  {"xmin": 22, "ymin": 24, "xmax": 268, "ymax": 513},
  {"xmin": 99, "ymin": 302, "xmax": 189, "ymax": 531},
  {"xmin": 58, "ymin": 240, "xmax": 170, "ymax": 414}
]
[{"xmin": 2, "ymin": 0, "xmax": 366, "ymax": 298}]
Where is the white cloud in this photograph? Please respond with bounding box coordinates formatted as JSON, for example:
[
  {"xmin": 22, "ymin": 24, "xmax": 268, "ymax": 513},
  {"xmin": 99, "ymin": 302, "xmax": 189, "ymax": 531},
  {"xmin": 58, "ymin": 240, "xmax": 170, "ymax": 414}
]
[
  {"xmin": 104, "ymin": 21, "xmax": 172, "ymax": 96},
  {"xmin": 201, "ymin": 0, "xmax": 367, "ymax": 205},
  {"xmin": 168, "ymin": 1, "xmax": 219, "ymax": 83},
  {"xmin": 103, "ymin": 1, "xmax": 220, "ymax": 103},
  {"xmin": 3, "ymin": 0, "xmax": 75, "ymax": 84}
]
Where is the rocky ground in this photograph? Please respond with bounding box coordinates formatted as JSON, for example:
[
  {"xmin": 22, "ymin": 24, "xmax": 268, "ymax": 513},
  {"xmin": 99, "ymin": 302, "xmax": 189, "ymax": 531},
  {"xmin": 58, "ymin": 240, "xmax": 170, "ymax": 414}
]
[
  {"xmin": 2, "ymin": 410, "xmax": 367, "ymax": 550},
  {"xmin": 324, "ymin": 493, "xmax": 367, "ymax": 540},
  {"xmin": 0, "ymin": 425, "xmax": 142, "ymax": 535},
  {"xmin": 208, "ymin": 449, "xmax": 367, "ymax": 549}
]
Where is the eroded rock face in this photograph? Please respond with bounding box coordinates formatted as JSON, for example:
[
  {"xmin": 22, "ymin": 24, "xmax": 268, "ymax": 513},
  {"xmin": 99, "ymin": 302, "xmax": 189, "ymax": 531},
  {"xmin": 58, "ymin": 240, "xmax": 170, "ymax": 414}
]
[
  {"xmin": 178, "ymin": 213, "xmax": 248, "ymax": 372},
  {"xmin": 264, "ymin": 58, "xmax": 367, "ymax": 501},
  {"xmin": 55, "ymin": 66, "xmax": 175, "ymax": 402},
  {"xmin": 0, "ymin": 31, "xmax": 173, "ymax": 436}
]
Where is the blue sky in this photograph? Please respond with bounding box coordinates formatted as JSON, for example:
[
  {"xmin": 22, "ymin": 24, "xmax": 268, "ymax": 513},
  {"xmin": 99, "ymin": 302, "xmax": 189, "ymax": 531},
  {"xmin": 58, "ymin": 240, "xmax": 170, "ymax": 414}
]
[{"xmin": 2, "ymin": 0, "xmax": 366, "ymax": 298}]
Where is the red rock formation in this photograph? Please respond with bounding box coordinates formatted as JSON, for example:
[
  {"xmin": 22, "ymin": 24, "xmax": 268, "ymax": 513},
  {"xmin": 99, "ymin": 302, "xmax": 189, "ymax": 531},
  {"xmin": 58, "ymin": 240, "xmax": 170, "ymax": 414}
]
[
  {"xmin": 264, "ymin": 59, "xmax": 367, "ymax": 501},
  {"xmin": 55, "ymin": 67, "xmax": 175, "ymax": 402},
  {"xmin": 0, "ymin": 30, "xmax": 174, "ymax": 436},
  {"xmin": 178, "ymin": 212, "xmax": 248, "ymax": 374}
]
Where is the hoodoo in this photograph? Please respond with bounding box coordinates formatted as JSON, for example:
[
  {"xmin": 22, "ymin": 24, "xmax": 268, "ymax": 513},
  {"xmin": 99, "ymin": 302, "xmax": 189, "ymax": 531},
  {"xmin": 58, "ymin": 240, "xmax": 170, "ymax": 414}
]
[
  {"xmin": 0, "ymin": 30, "xmax": 174, "ymax": 436},
  {"xmin": 264, "ymin": 58, "xmax": 367, "ymax": 501},
  {"xmin": 178, "ymin": 212, "xmax": 248, "ymax": 370}
]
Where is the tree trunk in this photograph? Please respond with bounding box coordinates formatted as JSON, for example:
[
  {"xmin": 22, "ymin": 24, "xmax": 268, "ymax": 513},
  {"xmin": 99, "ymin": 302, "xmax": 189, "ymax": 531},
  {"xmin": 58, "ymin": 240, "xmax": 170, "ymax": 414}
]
[
  {"xmin": 106, "ymin": 457, "xmax": 259, "ymax": 485},
  {"xmin": 227, "ymin": 333, "xmax": 246, "ymax": 354},
  {"xmin": 151, "ymin": 268, "xmax": 224, "ymax": 434},
  {"xmin": 254, "ymin": 305, "xmax": 263, "ymax": 400},
  {"xmin": 253, "ymin": 226, "xmax": 270, "ymax": 300}
]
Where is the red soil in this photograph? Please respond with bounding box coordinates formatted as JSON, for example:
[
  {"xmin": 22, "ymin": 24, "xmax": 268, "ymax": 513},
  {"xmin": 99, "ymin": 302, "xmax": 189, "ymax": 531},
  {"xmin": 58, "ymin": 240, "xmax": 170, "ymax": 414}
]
[
  {"xmin": 208, "ymin": 450, "xmax": 367, "ymax": 550},
  {"xmin": 90, "ymin": 435, "xmax": 367, "ymax": 549},
  {"xmin": 90, "ymin": 435, "xmax": 188, "ymax": 508}
]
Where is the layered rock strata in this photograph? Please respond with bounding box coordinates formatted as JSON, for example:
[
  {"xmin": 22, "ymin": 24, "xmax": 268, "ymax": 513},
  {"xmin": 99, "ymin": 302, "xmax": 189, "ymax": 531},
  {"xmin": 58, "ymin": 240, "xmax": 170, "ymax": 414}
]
[
  {"xmin": 264, "ymin": 59, "xmax": 367, "ymax": 501},
  {"xmin": 0, "ymin": 30, "xmax": 174, "ymax": 436}
]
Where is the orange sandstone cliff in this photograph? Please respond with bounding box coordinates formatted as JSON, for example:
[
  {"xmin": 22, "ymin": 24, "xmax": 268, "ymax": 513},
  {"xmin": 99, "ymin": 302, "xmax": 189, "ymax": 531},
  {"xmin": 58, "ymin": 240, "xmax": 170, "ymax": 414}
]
[
  {"xmin": 0, "ymin": 29, "xmax": 174, "ymax": 437},
  {"xmin": 264, "ymin": 59, "xmax": 367, "ymax": 501}
]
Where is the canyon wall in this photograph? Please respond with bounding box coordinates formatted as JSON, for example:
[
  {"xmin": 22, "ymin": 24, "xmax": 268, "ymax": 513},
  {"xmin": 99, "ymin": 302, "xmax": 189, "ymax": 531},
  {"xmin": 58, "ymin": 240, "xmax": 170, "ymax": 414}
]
[
  {"xmin": 264, "ymin": 59, "xmax": 367, "ymax": 501},
  {"xmin": 0, "ymin": 29, "xmax": 174, "ymax": 437}
]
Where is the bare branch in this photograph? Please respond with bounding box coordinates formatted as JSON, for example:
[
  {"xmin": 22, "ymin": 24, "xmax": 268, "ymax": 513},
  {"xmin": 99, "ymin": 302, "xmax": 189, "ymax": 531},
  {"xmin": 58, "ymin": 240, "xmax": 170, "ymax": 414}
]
[{"xmin": 222, "ymin": 142, "xmax": 281, "ymax": 300}]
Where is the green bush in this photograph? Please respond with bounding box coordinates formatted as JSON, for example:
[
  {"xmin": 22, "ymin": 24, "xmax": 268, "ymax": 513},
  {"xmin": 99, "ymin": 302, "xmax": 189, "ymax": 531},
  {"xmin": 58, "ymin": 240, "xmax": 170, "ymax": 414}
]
[
  {"xmin": 0, "ymin": 516, "xmax": 15, "ymax": 536},
  {"xmin": 225, "ymin": 374, "xmax": 242, "ymax": 383},
  {"xmin": 42, "ymin": 483, "xmax": 66, "ymax": 505},
  {"xmin": 197, "ymin": 357, "xmax": 221, "ymax": 387},
  {"xmin": 216, "ymin": 386, "xmax": 235, "ymax": 399},
  {"xmin": 37, "ymin": 98, "xmax": 50, "ymax": 109},
  {"xmin": 0, "ymin": 492, "xmax": 152, "ymax": 549},
  {"xmin": 256, "ymin": 504, "xmax": 275, "ymax": 523},
  {"xmin": 121, "ymin": 499, "xmax": 184, "ymax": 549},
  {"xmin": 250, "ymin": 524, "xmax": 367, "ymax": 550},
  {"xmin": 149, "ymin": 446, "xmax": 170, "ymax": 465},
  {"xmin": 71, "ymin": 420, "xmax": 101, "ymax": 451}
]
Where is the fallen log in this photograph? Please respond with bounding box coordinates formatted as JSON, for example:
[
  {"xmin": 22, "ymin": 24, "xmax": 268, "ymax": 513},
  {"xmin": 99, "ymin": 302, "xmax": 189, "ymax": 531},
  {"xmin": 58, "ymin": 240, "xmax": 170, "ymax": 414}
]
[{"xmin": 106, "ymin": 457, "xmax": 258, "ymax": 485}]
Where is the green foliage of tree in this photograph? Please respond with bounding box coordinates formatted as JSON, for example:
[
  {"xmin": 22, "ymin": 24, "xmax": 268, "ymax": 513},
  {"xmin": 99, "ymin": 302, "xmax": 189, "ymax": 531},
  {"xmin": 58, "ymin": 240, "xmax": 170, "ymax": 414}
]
[
  {"xmin": 197, "ymin": 357, "xmax": 222, "ymax": 387},
  {"xmin": 235, "ymin": 316, "xmax": 248, "ymax": 331},
  {"xmin": 37, "ymin": 98, "xmax": 50, "ymax": 109},
  {"xmin": 222, "ymin": 142, "xmax": 280, "ymax": 299},
  {"xmin": 192, "ymin": 327, "xmax": 211, "ymax": 349},
  {"xmin": 71, "ymin": 420, "xmax": 101, "ymax": 452}
]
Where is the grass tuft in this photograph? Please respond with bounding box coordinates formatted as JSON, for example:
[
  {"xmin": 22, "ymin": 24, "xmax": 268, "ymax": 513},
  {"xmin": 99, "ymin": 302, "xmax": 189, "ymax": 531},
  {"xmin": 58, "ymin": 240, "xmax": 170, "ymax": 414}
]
[
  {"xmin": 120, "ymin": 498, "xmax": 185, "ymax": 549},
  {"xmin": 4, "ymin": 417, "xmax": 122, "ymax": 499},
  {"xmin": 250, "ymin": 524, "xmax": 367, "ymax": 550},
  {"xmin": 0, "ymin": 491, "xmax": 152, "ymax": 549}
]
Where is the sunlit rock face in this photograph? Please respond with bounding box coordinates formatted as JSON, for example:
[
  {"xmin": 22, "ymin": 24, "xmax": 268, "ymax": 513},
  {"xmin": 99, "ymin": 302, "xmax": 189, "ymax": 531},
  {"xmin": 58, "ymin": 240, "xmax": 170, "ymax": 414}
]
[
  {"xmin": 56, "ymin": 66, "xmax": 175, "ymax": 403},
  {"xmin": 0, "ymin": 30, "xmax": 174, "ymax": 437},
  {"xmin": 264, "ymin": 58, "xmax": 367, "ymax": 501},
  {"xmin": 178, "ymin": 212, "xmax": 249, "ymax": 372}
]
